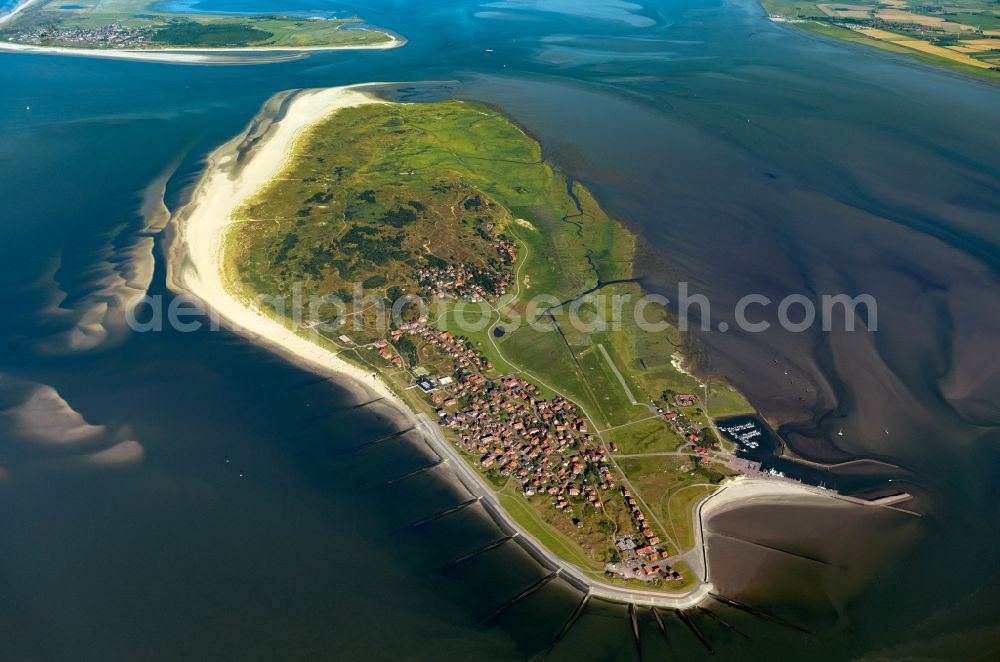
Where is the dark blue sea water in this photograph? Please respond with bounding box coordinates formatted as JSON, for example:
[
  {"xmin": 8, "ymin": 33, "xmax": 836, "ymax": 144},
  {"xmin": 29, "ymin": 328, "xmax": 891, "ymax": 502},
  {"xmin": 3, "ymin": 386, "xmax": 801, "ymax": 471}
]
[{"xmin": 2, "ymin": 1, "xmax": 999, "ymax": 659}]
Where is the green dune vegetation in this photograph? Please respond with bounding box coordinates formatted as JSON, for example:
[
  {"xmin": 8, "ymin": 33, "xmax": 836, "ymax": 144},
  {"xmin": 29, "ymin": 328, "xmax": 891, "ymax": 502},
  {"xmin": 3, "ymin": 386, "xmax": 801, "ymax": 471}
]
[
  {"xmin": 0, "ymin": 0, "xmax": 394, "ymax": 49},
  {"xmin": 224, "ymin": 99, "xmax": 754, "ymax": 591},
  {"xmin": 761, "ymin": 0, "xmax": 1000, "ymax": 80}
]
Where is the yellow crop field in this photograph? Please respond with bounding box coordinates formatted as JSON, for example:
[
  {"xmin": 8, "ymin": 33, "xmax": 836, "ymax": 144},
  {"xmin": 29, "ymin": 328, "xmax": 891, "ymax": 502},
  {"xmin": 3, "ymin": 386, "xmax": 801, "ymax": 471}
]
[
  {"xmin": 955, "ymin": 39, "xmax": 1000, "ymax": 52},
  {"xmin": 855, "ymin": 27, "xmax": 906, "ymax": 41},
  {"xmin": 896, "ymin": 39, "xmax": 995, "ymax": 68},
  {"xmin": 874, "ymin": 10, "xmax": 976, "ymax": 32}
]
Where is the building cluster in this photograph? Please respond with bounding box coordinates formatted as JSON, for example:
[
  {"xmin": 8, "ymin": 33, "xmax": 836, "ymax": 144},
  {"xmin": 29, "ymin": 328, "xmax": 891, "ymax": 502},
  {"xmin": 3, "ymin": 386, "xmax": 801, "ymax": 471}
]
[
  {"xmin": 396, "ymin": 321, "xmax": 626, "ymax": 522},
  {"xmin": 441, "ymin": 372, "xmax": 615, "ymax": 503},
  {"xmin": 662, "ymin": 406, "xmax": 717, "ymax": 452},
  {"xmin": 416, "ymin": 240, "xmax": 516, "ymax": 303},
  {"xmin": 374, "ymin": 338, "xmax": 403, "ymax": 366},
  {"xmin": 608, "ymin": 535, "xmax": 684, "ymax": 583},
  {"xmin": 393, "ymin": 320, "xmax": 491, "ymax": 377},
  {"xmin": 494, "ymin": 237, "xmax": 517, "ymax": 264},
  {"xmin": 374, "ymin": 315, "xmax": 681, "ymax": 577},
  {"xmin": 673, "ymin": 393, "xmax": 697, "ymax": 407},
  {"xmin": 621, "ymin": 488, "xmax": 664, "ymax": 559},
  {"xmin": 8, "ymin": 23, "xmax": 151, "ymax": 48}
]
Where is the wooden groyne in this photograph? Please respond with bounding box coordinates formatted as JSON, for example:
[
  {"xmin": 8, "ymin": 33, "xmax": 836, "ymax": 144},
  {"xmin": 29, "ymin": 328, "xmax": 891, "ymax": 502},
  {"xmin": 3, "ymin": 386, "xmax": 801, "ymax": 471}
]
[
  {"xmin": 698, "ymin": 606, "xmax": 747, "ymax": 639},
  {"xmin": 367, "ymin": 458, "xmax": 444, "ymax": 488},
  {"xmin": 709, "ymin": 594, "xmax": 813, "ymax": 635},
  {"xmin": 432, "ymin": 535, "xmax": 514, "ymax": 573},
  {"xmin": 627, "ymin": 603, "xmax": 642, "ymax": 659},
  {"xmin": 546, "ymin": 594, "xmax": 590, "ymax": 654},
  {"xmin": 480, "ymin": 571, "xmax": 559, "ymax": 623},
  {"xmin": 674, "ymin": 609, "xmax": 713, "ymax": 653},
  {"xmin": 649, "ymin": 607, "xmax": 673, "ymax": 654},
  {"xmin": 336, "ymin": 426, "xmax": 415, "ymax": 455},
  {"xmin": 399, "ymin": 496, "xmax": 481, "ymax": 530}
]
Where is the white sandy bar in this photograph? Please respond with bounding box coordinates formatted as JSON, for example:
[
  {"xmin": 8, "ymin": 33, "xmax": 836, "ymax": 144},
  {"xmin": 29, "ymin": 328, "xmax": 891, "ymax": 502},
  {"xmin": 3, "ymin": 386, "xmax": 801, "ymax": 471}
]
[{"xmin": 0, "ymin": 31, "xmax": 404, "ymax": 63}]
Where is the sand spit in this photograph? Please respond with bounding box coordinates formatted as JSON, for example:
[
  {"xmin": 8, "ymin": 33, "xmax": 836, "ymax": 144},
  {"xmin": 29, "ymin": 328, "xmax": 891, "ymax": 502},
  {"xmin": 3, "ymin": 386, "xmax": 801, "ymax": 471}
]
[{"xmin": 0, "ymin": 33, "xmax": 404, "ymax": 64}]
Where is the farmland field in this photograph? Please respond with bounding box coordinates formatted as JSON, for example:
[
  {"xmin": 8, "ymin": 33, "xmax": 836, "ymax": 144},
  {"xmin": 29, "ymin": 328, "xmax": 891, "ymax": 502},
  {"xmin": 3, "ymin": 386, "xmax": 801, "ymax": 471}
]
[{"xmin": 761, "ymin": 0, "xmax": 1000, "ymax": 79}]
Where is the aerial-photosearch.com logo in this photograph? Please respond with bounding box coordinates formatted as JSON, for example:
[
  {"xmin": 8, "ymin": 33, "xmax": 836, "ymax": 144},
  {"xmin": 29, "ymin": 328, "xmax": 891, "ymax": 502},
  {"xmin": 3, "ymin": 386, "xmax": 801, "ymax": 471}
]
[{"xmin": 125, "ymin": 281, "xmax": 878, "ymax": 336}]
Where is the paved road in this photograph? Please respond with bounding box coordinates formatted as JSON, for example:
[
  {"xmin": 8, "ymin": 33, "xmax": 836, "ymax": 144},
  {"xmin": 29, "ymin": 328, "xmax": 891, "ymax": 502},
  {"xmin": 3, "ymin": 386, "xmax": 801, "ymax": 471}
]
[{"xmin": 415, "ymin": 413, "xmax": 715, "ymax": 608}]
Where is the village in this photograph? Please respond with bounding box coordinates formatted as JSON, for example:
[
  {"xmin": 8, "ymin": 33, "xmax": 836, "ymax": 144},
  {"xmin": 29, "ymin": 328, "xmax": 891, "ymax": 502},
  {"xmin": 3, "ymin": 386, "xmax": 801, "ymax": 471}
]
[
  {"xmin": 321, "ymin": 272, "xmax": 800, "ymax": 589},
  {"xmin": 304, "ymin": 213, "xmax": 759, "ymax": 588},
  {"xmin": 355, "ymin": 313, "xmax": 690, "ymax": 586},
  {"xmin": 5, "ymin": 22, "xmax": 152, "ymax": 48},
  {"xmin": 416, "ymin": 236, "xmax": 518, "ymax": 303}
]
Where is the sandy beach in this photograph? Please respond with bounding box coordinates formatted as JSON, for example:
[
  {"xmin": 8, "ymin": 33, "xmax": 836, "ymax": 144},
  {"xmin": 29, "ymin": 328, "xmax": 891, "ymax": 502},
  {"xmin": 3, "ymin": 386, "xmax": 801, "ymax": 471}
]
[
  {"xmin": 701, "ymin": 476, "xmax": 839, "ymax": 522},
  {"xmin": 166, "ymin": 85, "xmax": 403, "ymax": 407},
  {"xmin": 0, "ymin": 33, "xmax": 405, "ymax": 63}
]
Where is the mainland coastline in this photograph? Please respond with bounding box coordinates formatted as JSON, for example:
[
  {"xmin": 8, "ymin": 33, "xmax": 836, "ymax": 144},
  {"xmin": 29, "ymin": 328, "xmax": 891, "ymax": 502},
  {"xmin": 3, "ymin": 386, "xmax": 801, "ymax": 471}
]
[{"xmin": 165, "ymin": 84, "xmax": 844, "ymax": 608}]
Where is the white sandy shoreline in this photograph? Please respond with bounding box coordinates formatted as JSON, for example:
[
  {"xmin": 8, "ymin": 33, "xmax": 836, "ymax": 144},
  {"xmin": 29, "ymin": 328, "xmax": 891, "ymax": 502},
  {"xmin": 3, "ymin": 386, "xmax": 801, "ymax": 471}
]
[
  {"xmin": 166, "ymin": 86, "xmax": 401, "ymax": 405},
  {"xmin": 0, "ymin": 31, "xmax": 404, "ymax": 63}
]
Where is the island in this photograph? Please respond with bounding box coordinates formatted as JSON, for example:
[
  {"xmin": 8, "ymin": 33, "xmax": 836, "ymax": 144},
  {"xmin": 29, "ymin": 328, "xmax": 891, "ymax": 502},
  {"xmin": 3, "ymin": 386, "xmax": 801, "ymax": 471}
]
[
  {"xmin": 762, "ymin": 0, "xmax": 1000, "ymax": 80},
  {"xmin": 167, "ymin": 84, "xmax": 829, "ymax": 606},
  {"xmin": 0, "ymin": 0, "xmax": 400, "ymax": 58}
]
